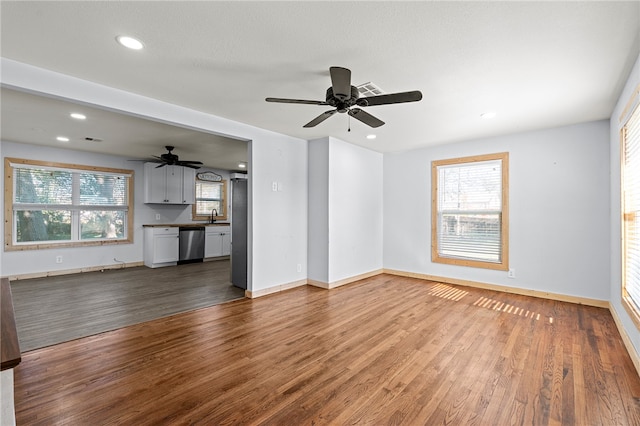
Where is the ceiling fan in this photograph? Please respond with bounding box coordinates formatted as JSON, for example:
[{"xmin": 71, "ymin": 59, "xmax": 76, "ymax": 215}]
[
  {"xmin": 266, "ymin": 66, "xmax": 422, "ymax": 128},
  {"xmin": 140, "ymin": 146, "xmax": 203, "ymax": 169}
]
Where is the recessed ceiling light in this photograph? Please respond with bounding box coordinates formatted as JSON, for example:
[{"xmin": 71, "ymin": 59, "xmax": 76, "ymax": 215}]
[
  {"xmin": 70, "ymin": 113, "xmax": 86, "ymax": 120},
  {"xmin": 481, "ymin": 112, "xmax": 497, "ymax": 119},
  {"xmin": 56, "ymin": 136, "xmax": 70, "ymax": 142},
  {"xmin": 116, "ymin": 35, "xmax": 144, "ymax": 50},
  {"xmin": 366, "ymin": 134, "xmax": 377, "ymax": 140},
  {"xmin": 238, "ymin": 163, "xmax": 246, "ymax": 168}
]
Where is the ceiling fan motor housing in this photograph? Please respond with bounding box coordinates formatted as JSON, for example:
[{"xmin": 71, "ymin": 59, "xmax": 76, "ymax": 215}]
[{"xmin": 326, "ymin": 86, "xmax": 360, "ymax": 113}]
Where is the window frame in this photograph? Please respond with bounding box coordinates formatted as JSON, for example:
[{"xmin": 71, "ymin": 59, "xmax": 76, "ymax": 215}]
[
  {"xmin": 192, "ymin": 178, "xmax": 228, "ymax": 222},
  {"xmin": 4, "ymin": 157, "xmax": 134, "ymax": 251},
  {"xmin": 431, "ymin": 152, "xmax": 509, "ymax": 271},
  {"xmin": 620, "ymin": 90, "xmax": 640, "ymax": 330}
]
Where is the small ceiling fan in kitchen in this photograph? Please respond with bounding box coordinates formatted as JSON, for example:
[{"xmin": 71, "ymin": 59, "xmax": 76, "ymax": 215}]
[
  {"xmin": 136, "ymin": 146, "xmax": 203, "ymax": 169},
  {"xmin": 265, "ymin": 66, "xmax": 422, "ymax": 128}
]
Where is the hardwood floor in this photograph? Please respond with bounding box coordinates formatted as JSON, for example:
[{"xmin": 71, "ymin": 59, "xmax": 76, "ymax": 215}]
[
  {"xmin": 13, "ymin": 274, "xmax": 640, "ymax": 425},
  {"xmin": 10, "ymin": 260, "xmax": 244, "ymax": 351}
]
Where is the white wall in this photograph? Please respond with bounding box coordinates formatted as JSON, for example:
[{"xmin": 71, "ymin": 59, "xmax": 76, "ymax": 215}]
[
  {"xmin": 610, "ymin": 52, "xmax": 640, "ymax": 358},
  {"xmin": 308, "ymin": 138, "xmax": 330, "ymax": 283},
  {"xmin": 1, "ymin": 59, "xmax": 308, "ymax": 292},
  {"xmin": 308, "ymin": 137, "xmax": 383, "ymax": 284},
  {"xmin": 384, "ymin": 120, "xmax": 611, "ymax": 301}
]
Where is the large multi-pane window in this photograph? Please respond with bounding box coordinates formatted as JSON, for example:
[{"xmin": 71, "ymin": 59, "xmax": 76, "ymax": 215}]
[
  {"xmin": 432, "ymin": 152, "xmax": 509, "ymax": 270},
  {"xmin": 192, "ymin": 178, "xmax": 227, "ymax": 221},
  {"xmin": 5, "ymin": 158, "xmax": 133, "ymax": 250},
  {"xmin": 622, "ymin": 103, "xmax": 640, "ymax": 327}
]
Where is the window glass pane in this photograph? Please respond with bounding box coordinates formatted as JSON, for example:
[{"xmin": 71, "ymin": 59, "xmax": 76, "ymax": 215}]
[
  {"xmin": 79, "ymin": 173, "xmax": 127, "ymax": 205},
  {"xmin": 14, "ymin": 168, "xmax": 72, "ymax": 204},
  {"xmin": 80, "ymin": 210, "xmax": 126, "ymax": 240},
  {"xmin": 438, "ymin": 213, "xmax": 501, "ymax": 262},
  {"xmin": 438, "ymin": 160, "xmax": 502, "ymax": 212},
  {"xmin": 15, "ymin": 210, "xmax": 71, "ymax": 242},
  {"xmin": 196, "ymin": 181, "xmax": 221, "ymax": 199},
  {"xmin": 197, "ymin": 200, "xmax": 223, "ymax": 216}
]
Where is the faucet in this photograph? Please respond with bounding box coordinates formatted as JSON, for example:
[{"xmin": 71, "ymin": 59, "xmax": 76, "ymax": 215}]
[{"xmin": 210, "ymin": 209, "xmax": 218, "ymax": 224}]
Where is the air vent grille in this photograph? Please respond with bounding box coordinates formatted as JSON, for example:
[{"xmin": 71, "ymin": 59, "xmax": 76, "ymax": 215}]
[{"xmin": 356, "ymin": 82, "xmax": 385, "ymax": 97}]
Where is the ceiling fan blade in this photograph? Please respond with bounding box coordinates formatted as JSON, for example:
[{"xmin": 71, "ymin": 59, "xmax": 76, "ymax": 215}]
[
  {"xmin": 330, "ymin": 66, "xmax": 351, "ymax": 101},
  {"xmin": 178, "ymin": 160, "xmax": 204, "ymax": 165},
  {"xmin": 348, "ymin": 108, "xmax": 385, "ymax": 128},
  {"xmin": 303, "ymin": 110, "xmax": 338, "ymax": 128},
  {"xmin": 181, "ymin": 164, "xmax": 202, "ymax": 169},
  {"xmin": 155, "ymin": 163, "xmax": 167, "ymax": 168},
  {"xmin": 266, "ymin": 97, "xmax": 328, "ymax": 105},
  {"xmin": 356, "ymin": 90, "xmax": 423, "ymax": 107}
]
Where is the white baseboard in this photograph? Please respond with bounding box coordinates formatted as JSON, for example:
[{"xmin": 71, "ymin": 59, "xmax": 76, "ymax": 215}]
[
  {"xmin": 5, "ymin": 261, "xmax": 144, "ymax": 281},
  {"xmin": 608, "ymin": 304, "xmax": 640, "ymax": 377},
  {"xmin": 382, "ymin": 269, "xmax": 609, "ymax": 308},
  {"xmin": 245, "ymin": 279, "xmax": 307, "ymax": 299},
  {"xmin": 308, "ymin": 269, "xmax": 384, "ymax": 290}
]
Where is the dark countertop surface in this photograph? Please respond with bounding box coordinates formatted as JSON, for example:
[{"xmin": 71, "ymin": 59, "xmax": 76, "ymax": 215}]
[{"xmin": 143, "ymin": 223, "xmax": 230, "ymax": 228}]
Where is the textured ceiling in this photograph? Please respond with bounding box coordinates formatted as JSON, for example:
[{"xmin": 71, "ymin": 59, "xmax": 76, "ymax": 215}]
[{"xmin": 1, "ymin": 1, "xmax": 639, "ymax": 160}]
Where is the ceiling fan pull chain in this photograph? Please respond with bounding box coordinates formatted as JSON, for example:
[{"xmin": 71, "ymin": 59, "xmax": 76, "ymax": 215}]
[{"xmin": 348, "ymin": 114, "xmax": 351, "ymax": 132}]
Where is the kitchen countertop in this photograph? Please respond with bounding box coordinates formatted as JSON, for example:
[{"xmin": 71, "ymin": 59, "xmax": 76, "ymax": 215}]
[{"xmin": 143, "ymin": 223, "xmax": 230, "ymax": 228}]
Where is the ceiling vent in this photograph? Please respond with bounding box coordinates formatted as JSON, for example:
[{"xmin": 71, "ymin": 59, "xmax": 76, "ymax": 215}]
[
  {"xmin": 356, "ymin": 82, "xmax": 385, "ymax": 97},
  {"xmin": 84, "ymin": 137, "xmax": 103, "ymax": 142}
]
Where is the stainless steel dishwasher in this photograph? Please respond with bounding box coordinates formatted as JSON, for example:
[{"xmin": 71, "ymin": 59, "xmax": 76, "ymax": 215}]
[{"xmin": 178, "ymin": 226, "xmax": 205, "ymax": 264}]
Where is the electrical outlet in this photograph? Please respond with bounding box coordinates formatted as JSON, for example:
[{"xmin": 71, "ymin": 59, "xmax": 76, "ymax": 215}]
[
  {"xmin": 56, "ymin": 255, "xmax": 63, "ymax": 264},
  {"xmin": 297, "ymin": 264, "xmax": 302, "ymax": 273},
  {"xmin": 272, "ymin": 181, "xmax": 278, "ymax": 192},
  {"xmin": 508, "ymin": 268, "xmax": 516, "ymax": 278},
  {"xmin": 155, "ymin": 214, "xmax": 161, "ymax": 220}
]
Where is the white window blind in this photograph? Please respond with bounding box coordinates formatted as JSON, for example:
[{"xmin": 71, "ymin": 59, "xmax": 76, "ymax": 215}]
[{"xmin": 623, "ymin": 104, "xmax": 640, "ymax": 315}]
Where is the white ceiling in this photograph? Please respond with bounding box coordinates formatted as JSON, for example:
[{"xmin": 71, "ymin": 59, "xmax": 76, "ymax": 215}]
[{"xmin": 1, "ymin": 1, "xmax": 639, "ymax": 161}]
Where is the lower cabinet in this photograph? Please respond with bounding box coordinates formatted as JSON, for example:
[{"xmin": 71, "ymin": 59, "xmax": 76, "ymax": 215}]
[
  {"xmin": 144, "ymin": 227, "xmax": 179, "ymax": 268},
  {"xmin": 205, "ymin": 227, "xmax": 231, "ymax": 258}
]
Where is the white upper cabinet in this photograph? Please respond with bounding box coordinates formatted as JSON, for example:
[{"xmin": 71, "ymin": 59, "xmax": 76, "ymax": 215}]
[{"xmin": 144, "ymin": 163, "xmax": 195, "ymax": 204}]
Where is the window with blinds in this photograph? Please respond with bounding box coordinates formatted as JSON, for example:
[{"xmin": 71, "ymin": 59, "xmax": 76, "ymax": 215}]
[
  {"xmin": 5, "ymin": 158, "xmax": 133, "ymax": 250},
  {"xmin": 192, "ymin": 179, "xmax": 227, "ymax": 221},
  {"xmin": 622, "ymin": 103, "xmax": 640, "ymax": 327},
  {"xmin": 432, "ymin": 152, "xmax": 509, "ymax": 270}
]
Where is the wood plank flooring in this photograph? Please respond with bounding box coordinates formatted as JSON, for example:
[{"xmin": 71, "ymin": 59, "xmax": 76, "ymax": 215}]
[
  {"xmin": 13, "ymin": 274, "xmax": 640, "ymax": 425},
  {"xmin": 10, "ymin": 260, "xmax": 244, "ymax": 351}
]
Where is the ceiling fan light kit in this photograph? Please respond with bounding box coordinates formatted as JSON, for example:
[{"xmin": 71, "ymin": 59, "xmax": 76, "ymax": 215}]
[{"xmin": 266, "ymin": 66, "xmax": 422, "ymax": 129}]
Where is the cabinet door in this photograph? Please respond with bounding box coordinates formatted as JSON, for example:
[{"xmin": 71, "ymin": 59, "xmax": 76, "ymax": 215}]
[
  {"xmin": 164, "ymin": 166, "xmax": 184, "ymax": 203},
  {"xmin": 182, "ymin": 167, "xmax": 196, "ymax": 205},
  {"xmin": 144, "ymin": 163, "xmax": 168, "ymax": 203},
  {"xmin": 205, "ymin": 232, "xmax": 223, "ymax": 258},
  {"xmin": 221, "ymin": 232, "xmax": 231, "ymax": 256},
  {"xmin": 154, "ymin": 233, "xmax": 179, "ymax": 263}
]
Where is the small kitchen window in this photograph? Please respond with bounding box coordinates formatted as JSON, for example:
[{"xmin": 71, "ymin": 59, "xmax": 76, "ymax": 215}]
[
  {"xmin": 192, "ymin": 179, "xmax": 227, "ymax": 222},
  {"xmin": 5, "ymin": 158, "xmax": 134, "ymax": 251}
]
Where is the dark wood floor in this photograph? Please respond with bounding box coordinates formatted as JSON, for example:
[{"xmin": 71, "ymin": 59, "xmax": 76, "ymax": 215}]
[
  {"xmin": 13, "ymin": 274, "xmax": 640, "ymax": 425},
  {"xmin": 10, "ymin": 260, "xmax": 244, "ymax": 351}
]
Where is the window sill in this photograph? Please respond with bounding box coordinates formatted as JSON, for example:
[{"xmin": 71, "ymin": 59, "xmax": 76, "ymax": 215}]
[{"xmin": 5, "ymin": 238, "xmax": 132, "ymax": 252}]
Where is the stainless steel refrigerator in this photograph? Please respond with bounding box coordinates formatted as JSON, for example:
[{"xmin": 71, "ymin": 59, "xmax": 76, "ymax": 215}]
[{"xmin": 231, "ymin": 177, "xmax": 248, "ymax": 289}]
